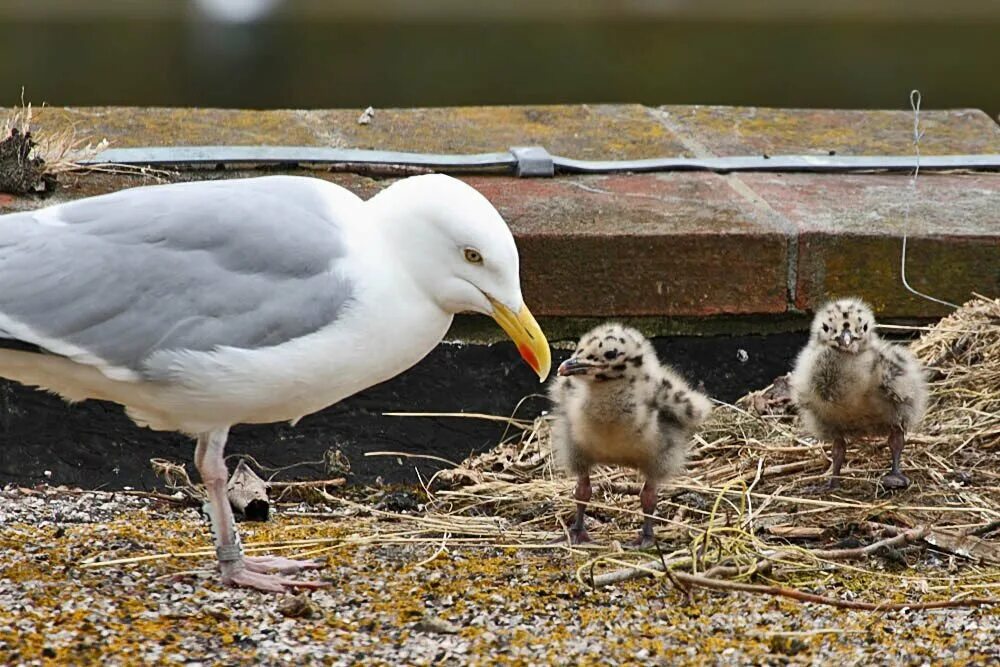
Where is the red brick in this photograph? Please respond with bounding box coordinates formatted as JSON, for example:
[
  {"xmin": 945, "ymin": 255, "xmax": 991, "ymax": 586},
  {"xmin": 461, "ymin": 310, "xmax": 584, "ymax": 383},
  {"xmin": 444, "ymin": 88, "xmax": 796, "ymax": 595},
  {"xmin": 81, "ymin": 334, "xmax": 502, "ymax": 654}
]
[
  {"xmin": 742, "ymin": 172, "xmax": 1000, "ymax": 316},
  {"xmin": 467, "ymin": 174, "xmax": 790, "ymax": 317}
]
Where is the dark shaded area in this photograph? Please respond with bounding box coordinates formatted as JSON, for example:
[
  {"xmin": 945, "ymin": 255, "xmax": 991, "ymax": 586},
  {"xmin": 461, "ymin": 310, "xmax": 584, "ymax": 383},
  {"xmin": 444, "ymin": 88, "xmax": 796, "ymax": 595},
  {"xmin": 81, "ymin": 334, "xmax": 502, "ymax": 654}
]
[
  {"xmin": 0, "ymin": 19, "xmax": 997, "ymax": 117},
  {"xmin": 0, "ymin": 332, "xmax": 805, "ymax": 490}
]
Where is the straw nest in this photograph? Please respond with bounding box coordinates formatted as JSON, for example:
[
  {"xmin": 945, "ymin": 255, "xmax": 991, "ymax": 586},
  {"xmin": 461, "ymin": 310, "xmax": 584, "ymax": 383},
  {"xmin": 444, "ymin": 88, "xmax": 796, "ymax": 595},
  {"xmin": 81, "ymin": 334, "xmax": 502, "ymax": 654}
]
[{"xmin": 413, "ymin": 295, "xmax": 1000, "ymax": 596}]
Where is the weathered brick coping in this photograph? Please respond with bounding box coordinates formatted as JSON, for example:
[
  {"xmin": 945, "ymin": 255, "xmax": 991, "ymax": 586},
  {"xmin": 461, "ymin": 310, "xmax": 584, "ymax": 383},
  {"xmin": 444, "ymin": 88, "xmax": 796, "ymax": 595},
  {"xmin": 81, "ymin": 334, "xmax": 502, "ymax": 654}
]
[{"xmin": 3, "ymin": 104, "xmax": 998, "ymax": 324}]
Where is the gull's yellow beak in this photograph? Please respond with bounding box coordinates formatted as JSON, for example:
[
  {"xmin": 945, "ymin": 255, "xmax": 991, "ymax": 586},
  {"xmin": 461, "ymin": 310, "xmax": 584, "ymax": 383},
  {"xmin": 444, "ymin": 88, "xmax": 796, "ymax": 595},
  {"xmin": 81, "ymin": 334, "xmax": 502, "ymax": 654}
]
[{"xmin": 488, "ymin": 297, "xmax": 551, "ymax": 382}]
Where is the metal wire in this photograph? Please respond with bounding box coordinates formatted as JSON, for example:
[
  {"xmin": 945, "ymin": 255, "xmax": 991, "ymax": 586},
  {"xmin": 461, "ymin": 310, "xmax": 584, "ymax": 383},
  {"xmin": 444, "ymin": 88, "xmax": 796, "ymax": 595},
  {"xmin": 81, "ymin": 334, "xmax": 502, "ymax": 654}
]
[{"xmin": 899, "ymin": 90, "xmax": 960, "ymax": 310}]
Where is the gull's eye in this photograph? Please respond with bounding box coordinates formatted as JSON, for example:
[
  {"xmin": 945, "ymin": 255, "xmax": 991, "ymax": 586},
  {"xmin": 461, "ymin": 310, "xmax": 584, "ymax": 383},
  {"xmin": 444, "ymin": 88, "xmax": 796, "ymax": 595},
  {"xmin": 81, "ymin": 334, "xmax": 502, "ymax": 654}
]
[
  {"xmin": 862, "ymin": 323, "xmax": 869, "ymax": 332},
  {"xmin": 463, "ymin": 248, "xmax": 483, "ymax": 264},
  {"xmin": 821, "ymin": 323, "xmax": 830, "ymax": 333}
]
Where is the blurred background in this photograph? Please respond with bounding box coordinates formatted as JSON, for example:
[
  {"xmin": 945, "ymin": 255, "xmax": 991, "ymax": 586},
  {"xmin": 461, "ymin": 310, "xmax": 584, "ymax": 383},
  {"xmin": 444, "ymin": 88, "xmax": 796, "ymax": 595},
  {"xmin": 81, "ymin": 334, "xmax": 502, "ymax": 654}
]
[{"xmin": 0, "ymin": 0, "xmax": 997, "ymax": 115}]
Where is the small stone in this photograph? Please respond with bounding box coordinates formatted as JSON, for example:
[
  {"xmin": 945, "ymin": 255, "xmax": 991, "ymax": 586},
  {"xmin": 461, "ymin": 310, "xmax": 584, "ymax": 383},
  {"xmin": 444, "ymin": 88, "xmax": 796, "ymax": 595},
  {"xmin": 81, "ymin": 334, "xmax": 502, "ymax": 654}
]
[
  {"xmin": 769, "ymin": 635, "xmax": 808, "ymax": 656},
  {"xmin": 413, "ymin": 614, "xmax": 461, "ymax": 635},
  {"xmin": 203, "ymin": 605, "xmax": 230, "ymax": 622},
  {"xmin": 277, "ymin": 594, "xmax": 322, "ymax": 620},
  {"xmin": 374, "ymin": 489, "xmax": 422, "ymax": 513}
]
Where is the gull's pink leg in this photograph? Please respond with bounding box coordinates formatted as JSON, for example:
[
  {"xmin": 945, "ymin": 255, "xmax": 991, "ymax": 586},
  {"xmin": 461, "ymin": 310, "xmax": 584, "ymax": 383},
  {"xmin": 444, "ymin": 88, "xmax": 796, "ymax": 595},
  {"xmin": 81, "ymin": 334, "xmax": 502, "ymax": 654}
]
[{"xmin": 194, "ymin": 429, "xmax": 327, "ymax": 592}]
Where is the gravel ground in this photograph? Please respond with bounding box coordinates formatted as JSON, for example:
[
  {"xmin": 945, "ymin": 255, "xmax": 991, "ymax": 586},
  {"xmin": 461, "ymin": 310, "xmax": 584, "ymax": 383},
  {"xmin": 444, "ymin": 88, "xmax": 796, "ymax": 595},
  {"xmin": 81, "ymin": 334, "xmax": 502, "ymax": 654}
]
[{"xmin": 1, "ymin": 485, "xmax": 998, "ymax": 666}]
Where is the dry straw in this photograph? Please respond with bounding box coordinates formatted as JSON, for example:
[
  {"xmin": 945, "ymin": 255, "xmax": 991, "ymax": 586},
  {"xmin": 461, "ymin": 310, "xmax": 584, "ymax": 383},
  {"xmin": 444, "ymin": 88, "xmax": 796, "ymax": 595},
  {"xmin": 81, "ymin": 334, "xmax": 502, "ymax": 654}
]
[
  {"xmin": 2, "ymin": 99, "xmax": 108, "ymax": 176},
  {"xmin": 104, "ymin": 296, "xmax": 999, "ymax": 609},
  {"xmin": 290, "ymin": 297, "xmax": 999, "ymax": 607},
  {"xmin": 1, "ymin": 94, "xmax": 169, "ymax": 187},
  {"xmin": 406, "ymin": 295, "xmax": 1000, "ymax": 606}
]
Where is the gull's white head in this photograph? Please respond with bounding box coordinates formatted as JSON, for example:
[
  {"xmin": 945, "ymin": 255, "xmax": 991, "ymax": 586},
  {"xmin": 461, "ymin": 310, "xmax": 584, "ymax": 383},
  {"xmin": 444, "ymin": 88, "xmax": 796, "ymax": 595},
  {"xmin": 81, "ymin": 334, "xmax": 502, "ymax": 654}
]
[{"xmin": 368, "ymin": 173, "xmax": 551, "ymax": 381}]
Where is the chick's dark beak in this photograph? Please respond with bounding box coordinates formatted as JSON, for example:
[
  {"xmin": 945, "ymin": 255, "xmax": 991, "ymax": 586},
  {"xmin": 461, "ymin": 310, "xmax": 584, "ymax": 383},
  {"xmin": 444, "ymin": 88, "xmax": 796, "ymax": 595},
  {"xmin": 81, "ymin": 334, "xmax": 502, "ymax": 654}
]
[
  {"xmin": 838, "ymin": 330, "xmax": 854, "ymax": 348},
  {"xmin": 557, "ymin": 357, "xmax": 604, "ymax": 377}
]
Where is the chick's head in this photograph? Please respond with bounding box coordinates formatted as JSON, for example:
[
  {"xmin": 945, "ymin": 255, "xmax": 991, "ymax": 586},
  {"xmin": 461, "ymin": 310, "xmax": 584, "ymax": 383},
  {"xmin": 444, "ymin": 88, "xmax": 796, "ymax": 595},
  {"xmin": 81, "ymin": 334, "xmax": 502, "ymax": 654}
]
[
  {"xmin": 811, "ymin": 298, "xmax": 876, "ymax": 354},
  {"xmin": 558, "ymin": 323, "xmax": 651, "ymax": 382}
]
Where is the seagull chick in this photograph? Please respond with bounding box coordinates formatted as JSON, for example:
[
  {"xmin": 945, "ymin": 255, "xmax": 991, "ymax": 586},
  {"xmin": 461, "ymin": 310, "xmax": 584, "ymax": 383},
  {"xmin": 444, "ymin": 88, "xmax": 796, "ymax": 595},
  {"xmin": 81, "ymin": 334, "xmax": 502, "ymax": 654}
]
[
  {"xmin": 549, "ymin": 324, "xmax": 712, "ymax": 547},
  {"xmin": 0, "ymin": 174, "xmax": 551, "ymax": 592},
  {"xmin": 790, "ymin": 298, "xmax": 928, "ymax": 491}
]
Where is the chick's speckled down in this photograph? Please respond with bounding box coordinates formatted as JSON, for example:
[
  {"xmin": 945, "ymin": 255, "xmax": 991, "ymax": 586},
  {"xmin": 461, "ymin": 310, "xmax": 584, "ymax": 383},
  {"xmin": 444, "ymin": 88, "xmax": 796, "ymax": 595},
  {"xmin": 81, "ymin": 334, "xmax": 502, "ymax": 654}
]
[
  {"xmin": 548, "ymin": 323, "xmax": 712, "ymax": 546},
  {"xmin": 790, "ymin": 298, "xmax": 928, "ymax": 490}
]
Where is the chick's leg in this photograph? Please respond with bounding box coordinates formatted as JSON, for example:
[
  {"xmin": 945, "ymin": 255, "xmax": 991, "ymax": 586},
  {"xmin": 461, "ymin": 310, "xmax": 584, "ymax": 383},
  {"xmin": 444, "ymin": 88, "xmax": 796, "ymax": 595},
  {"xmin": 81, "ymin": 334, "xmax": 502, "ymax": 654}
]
[
  {"xmin": 630, "ymin": 480, "xmax": 658, "ymax": 549},
  {"xmin": 881, "ymin": 426, "xmax": 911, "ymax": 489},
  {"xmin": 827, "ymin": 436, "xmax": 848, "ymax": 489},
  {"xmin": 569, "ymin": 473, "xmax": 594, "ymax": 544}
]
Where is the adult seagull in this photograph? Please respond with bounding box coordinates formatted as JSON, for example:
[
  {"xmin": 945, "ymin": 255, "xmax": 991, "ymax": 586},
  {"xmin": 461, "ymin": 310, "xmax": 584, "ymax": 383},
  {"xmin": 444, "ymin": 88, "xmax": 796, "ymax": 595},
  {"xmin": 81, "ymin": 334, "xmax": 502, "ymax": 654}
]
[{"xmin": 0, "ymin": 173, "xmax": 551, "ymax": 592}]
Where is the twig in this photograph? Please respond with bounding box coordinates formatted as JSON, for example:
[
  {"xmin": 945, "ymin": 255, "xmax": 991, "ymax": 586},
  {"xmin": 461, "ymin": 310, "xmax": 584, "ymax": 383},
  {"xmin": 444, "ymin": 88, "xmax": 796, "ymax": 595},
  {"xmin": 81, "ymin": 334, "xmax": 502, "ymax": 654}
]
[
  {"xmin": 670, "ymin": 573, "xmax": 997, "ymax": 611},
  {"xmin": 591, "ymin": 527, "xmax": 928, "ymax": 588},
  {"xmin": 118, "ymin": 490, "xmax": 200, "ymax": 506},
  {"xmin": 268, "ymin": 478, "xmax": 347, "ymax": 490},
  {"xmin": 969, "ymin": 519, "xmax": 1000, "ymax": 537},
  {"xmin": 326, "ymin": 162, "xmax": 435, "ymax": 177},
  {"xmin": 382, "ymin": 411, "xmax": 535, "ymax": 429},
  {"xmin": 364, "ymin": 451, "xmax": 460, "ymax": 467},
  {"xmin": 809, "ymin": 526, "xmax": 928, "ymax": 560},
  {"xmin": 701, "ymin": 559, "xmax": 774, "ymax": 580},
  {"xmin": 588, "ymin": 555, "xmax": 692, "ymax": 588}
]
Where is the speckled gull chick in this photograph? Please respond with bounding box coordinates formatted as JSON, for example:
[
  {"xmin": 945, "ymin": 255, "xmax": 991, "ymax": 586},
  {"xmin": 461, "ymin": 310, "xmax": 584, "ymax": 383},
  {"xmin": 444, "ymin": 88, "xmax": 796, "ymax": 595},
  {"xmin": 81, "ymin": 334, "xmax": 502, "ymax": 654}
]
[
  {"xmin": 549, "ymin": 324, "xmax": 711, "ymax": 548},
  {"xmin": 0, "ymin": 174, "xmax": 551, "ymax": 592},
  {"xmin": 790, "ymin": 298, "xmax": 927, "ymax": 491}
]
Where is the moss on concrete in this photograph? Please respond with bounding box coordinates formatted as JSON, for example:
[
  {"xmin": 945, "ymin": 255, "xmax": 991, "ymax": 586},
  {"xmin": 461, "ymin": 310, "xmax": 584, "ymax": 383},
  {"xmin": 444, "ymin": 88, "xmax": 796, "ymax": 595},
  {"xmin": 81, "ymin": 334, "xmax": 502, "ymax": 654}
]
[{"xmin": 661, "ymin": 105, "xmax": 1000, "ymax": 156}]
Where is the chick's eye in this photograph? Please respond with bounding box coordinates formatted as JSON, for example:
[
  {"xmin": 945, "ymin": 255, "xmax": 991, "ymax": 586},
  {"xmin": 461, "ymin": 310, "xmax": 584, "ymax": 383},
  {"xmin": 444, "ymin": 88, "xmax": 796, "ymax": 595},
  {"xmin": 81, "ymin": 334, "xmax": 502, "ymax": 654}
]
[
  {"xmin": 821, "ymin": 323, "xmax": 830, "ymax": 333},
  {"xmin": 863, "ymin": 323, "xmax": 869, "ymax": 332},
  {"xmin": 463, "ymin": 248, "xmax": 483, "ymax": 264}
]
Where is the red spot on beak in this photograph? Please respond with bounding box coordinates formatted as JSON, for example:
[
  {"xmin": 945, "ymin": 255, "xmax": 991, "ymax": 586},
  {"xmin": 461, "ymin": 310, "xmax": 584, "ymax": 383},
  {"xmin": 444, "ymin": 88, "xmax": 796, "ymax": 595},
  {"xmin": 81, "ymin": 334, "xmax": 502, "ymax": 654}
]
[{"xmin": 518, "ymin": 343, "xmax": 539, "ymax": 373}]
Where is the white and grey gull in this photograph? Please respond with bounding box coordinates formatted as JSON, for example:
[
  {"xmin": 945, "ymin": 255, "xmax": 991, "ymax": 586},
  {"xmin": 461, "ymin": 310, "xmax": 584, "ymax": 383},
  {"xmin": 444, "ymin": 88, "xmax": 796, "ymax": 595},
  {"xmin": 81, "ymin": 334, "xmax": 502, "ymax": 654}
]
[{"xmin": 0, "ymin": 173, "xmax": 551, "ymax": 591}]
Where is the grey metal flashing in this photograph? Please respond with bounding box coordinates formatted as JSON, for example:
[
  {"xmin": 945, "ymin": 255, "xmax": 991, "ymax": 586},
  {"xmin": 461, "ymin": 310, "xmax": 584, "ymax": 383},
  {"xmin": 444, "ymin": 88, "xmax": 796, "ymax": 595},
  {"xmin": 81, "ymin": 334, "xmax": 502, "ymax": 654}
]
[
  {"xmin": 509, "ymin": 145, "xmax": 555, "ymax": 177},
  {"xmin": 81, "ymin": 146, "xmax": 1000, "ymax": 177},
  {"xmin": 554, "ymin": 153, "xmax": 1000, "ymax": 173},
  {"xmin": 85, "ymin": 146, "xmax": 516, "ymax": 169}
]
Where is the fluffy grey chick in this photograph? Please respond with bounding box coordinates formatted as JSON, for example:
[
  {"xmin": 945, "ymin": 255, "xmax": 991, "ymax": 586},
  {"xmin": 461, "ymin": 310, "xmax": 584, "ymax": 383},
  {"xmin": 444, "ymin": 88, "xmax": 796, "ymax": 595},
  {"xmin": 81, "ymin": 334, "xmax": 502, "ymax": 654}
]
[
  {"xmin": 790, "ymin": 298, "xmax": 928, "ymax": 490},
  {"xmin": 549, "ymin": 323, "xmax": 712, "ymax": 547}
]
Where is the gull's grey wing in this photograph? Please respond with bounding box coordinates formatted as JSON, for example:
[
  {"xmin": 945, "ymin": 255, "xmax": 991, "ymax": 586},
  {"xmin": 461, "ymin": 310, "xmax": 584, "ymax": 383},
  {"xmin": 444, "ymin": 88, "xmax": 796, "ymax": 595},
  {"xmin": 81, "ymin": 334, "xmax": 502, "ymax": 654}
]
[{"xmin": 0, "ymin": 176, "xmax": 356, "ymax": 377}]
